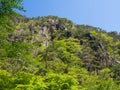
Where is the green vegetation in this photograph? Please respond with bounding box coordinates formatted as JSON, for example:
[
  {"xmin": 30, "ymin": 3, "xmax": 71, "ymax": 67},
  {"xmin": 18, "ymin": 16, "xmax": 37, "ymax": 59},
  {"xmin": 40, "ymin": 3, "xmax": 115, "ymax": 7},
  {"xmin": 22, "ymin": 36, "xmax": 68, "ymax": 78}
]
[{"xmin": 0, "ymin": 1, "xmax": 120, "ymax": 90}]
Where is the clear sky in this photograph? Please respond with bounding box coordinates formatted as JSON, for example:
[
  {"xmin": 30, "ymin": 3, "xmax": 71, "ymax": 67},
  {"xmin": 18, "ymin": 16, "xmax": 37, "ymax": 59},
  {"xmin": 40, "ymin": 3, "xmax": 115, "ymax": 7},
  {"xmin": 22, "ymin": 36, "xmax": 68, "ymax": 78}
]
[{"xmin": 19, "ymin": 0, "xmax": 120, "ymax": 33}]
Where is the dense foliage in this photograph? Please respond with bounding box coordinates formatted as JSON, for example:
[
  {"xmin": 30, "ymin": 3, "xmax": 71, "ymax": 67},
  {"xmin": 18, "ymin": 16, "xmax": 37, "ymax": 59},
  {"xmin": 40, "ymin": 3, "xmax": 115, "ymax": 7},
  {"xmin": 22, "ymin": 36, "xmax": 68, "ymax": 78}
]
[{"xmin": 0, "ymin": 1, "xmax": 120, "ymax": 90}]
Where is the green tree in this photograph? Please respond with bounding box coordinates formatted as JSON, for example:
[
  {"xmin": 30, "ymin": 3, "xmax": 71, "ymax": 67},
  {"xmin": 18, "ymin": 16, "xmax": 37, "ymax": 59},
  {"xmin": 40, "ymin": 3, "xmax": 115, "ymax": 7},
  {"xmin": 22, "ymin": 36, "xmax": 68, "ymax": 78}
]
[
  {"xmin": 45, "ymin": 73, "xmax": 79, "ymax": 90},
  {"xmin": 0, "ymin": 0, "xmax": 23, "ymax": 14},
  {"xmin": 0, "ymin": 0, "xmax": 24, "ymax": 29},
  {"xmin": 0, "ymin": 70, "xmax": 14, "ymax": 90}
]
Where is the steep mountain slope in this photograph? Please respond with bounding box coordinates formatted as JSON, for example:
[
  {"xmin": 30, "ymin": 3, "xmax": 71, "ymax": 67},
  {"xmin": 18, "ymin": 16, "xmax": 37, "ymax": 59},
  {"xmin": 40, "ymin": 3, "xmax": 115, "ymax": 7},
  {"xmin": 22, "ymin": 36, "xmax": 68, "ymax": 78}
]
[
  {"xmin": 0, "ymin": 15, "xmax": 120, "ymax": 90},
  {"xmin": 9, "ymin": 15, "xmax": 120, "ymax": 71}
]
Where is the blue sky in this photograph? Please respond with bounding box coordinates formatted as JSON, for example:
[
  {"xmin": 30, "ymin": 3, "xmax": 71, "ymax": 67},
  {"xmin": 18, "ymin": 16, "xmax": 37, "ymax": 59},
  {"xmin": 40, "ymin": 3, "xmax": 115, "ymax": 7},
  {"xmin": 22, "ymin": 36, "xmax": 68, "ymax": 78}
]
[{"xmin": 19, "ymin": 0, "xmax": 120, "ymax": 33}]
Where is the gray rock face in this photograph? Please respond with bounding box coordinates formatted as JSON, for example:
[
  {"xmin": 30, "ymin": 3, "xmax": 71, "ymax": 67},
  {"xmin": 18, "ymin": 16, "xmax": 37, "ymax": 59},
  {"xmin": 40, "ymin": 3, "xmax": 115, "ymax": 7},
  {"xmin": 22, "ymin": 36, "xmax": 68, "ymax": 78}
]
[{"xmin": 9, "ymin": 16, "xmax": 74, "ymax": 47}]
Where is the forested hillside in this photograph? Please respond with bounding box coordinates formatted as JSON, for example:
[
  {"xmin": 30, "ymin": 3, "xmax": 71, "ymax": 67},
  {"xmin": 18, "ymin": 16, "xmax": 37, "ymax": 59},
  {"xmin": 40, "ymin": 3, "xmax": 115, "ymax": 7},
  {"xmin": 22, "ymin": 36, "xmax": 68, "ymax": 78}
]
[
  {"xmin": 0, "ymin": 0, "xmax": 120, "ymax": 90},
  {"xmin": 0, "ymin": 15, "xmax": 120, "ymax": 90}
]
